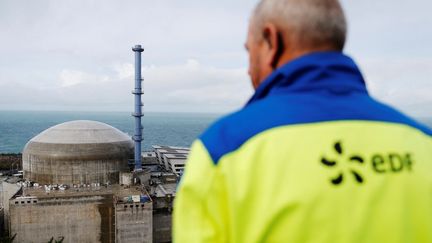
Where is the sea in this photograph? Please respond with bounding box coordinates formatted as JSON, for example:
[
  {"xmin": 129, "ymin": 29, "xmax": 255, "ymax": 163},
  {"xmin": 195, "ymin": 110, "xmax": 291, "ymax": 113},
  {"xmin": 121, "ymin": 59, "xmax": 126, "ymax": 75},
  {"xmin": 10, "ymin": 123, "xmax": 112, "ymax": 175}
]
[
  {"xmin": 0, "ymin": 110, "xmax": 431, "ymax": 154},
  {"xmin": 0, "ymin": 111, "xmax": 220, "ymax": 153}
]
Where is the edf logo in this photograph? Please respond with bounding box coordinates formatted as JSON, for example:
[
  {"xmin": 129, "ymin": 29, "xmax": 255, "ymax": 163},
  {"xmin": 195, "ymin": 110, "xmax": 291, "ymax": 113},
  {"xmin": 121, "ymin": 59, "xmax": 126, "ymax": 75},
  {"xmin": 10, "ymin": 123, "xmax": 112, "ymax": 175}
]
[{"xmin": 320, "ymin": 141, "xmax": 414, "ymax": 185}]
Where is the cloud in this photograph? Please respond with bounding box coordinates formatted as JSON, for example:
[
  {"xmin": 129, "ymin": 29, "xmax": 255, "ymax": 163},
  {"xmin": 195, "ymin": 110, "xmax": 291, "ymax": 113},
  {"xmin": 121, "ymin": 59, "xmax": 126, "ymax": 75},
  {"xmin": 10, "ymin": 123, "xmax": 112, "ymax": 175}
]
[
  {"xmin": 359, "ymin": 58, "xmax": 432, "ymax": 116},
  {"xmin": 0, "ymin": 0, "xmax": 431, "ymax": 117},
  {"xmin": 113, "ymin": 59, "xmax": 252, "ymax": 112},
  {"xmin": 113, "ymin": 63, "xmax": 134, "ymax": 80},
  {"xmin": 59, "ymin": 70, "xmax": 85, "ymax": 87},
  {"xmin": 59, "ymin": 69, "xmax": 110, "ymax": 88},
  {"xmin": 0, "ymin": 59, "xmax": 252, "ymax": 112}
]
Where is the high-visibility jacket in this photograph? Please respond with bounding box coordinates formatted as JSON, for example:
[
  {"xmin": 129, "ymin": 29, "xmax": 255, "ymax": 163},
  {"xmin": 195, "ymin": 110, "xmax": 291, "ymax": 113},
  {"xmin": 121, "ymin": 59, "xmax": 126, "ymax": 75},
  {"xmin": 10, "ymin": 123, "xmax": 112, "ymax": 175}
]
[{"xmin": 173, "ymin": 52, "xmax": 432, "ymax": 243}]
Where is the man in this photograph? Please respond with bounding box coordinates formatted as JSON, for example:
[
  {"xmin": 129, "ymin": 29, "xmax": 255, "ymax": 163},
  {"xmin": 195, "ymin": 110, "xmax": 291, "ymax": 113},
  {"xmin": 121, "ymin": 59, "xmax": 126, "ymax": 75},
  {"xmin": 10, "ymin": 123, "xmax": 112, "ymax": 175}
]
[{"xmin": 173, "ymin": 0, "xmax": 432, "ymax": 242}]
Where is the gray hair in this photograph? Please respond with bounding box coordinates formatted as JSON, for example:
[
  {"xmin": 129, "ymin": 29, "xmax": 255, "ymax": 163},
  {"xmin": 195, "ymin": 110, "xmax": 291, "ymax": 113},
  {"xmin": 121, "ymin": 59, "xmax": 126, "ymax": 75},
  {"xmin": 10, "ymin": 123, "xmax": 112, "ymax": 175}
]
[{"xmin": 252, "ymin": 0, "xmax": 347, "ymax": 50}]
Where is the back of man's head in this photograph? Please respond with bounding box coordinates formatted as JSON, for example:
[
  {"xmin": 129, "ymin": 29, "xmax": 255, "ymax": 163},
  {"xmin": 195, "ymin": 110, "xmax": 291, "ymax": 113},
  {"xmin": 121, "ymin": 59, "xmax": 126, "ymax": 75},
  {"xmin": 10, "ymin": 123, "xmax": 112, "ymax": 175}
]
[
  {"xmin": 252, "ymin": 0, "xmax": 347, "ymax": 51},
  {"xmin": 246, "ymin": 0, "xmax": 347, "ymax": 88}
]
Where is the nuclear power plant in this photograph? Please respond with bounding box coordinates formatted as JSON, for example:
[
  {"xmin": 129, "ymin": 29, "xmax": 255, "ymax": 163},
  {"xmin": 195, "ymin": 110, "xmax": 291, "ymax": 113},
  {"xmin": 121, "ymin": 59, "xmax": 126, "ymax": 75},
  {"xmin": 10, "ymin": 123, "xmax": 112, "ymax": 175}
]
[
  {"xmin": 22, "ymin": 120, "xmax": 132, "ymax": 185},
  {"xmin": 0, "ymin": 45, "xmax": 189, "ymax": 243}
]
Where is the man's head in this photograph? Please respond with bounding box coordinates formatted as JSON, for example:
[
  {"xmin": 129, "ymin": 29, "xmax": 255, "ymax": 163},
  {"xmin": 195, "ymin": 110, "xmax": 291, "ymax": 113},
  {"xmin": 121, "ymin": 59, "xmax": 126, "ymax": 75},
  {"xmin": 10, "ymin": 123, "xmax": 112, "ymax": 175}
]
[{"xmin": 246, "ymin": 0, "xmax": 347, "ymax": 89}]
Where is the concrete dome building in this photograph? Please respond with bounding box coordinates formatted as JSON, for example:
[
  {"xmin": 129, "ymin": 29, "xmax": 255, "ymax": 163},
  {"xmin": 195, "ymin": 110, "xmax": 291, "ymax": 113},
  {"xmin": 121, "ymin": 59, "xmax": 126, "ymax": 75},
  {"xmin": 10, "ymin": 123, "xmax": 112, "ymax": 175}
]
[{"xmin": 22, "ymin": 120, "xmax": 133, "ymax": 185}]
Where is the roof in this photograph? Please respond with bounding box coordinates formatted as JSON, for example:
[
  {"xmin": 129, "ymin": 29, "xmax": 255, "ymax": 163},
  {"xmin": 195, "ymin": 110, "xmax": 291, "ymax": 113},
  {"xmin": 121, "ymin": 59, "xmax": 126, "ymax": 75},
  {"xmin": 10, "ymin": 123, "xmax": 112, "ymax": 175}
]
[
  {"xmin": 152, "ymin": 145, "xmax": 190, "ymax": 151},
  {"xmin": 30, "ymin": 120, "xmax": 131, "ymax": 144},
  {"xmin": 163, "ymin": 153, "xmax": 188, "ymax": 159}
]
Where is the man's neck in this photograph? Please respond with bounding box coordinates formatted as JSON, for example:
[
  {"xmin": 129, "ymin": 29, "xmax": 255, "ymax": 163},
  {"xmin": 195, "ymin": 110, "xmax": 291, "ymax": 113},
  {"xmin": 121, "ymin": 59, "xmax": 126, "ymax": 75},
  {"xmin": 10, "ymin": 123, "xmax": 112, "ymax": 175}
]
[{"xmin": 275, "ymin": 46, "xmax": 340, "ymax": 70}]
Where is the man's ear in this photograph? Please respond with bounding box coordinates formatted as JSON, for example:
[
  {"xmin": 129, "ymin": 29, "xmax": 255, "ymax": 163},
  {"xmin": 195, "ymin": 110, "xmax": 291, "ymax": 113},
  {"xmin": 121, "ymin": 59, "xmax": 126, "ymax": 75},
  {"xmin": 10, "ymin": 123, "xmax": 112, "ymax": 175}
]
[{"xmin": 262, "ymin": 23, "xmax": 284, "ymax": 69}]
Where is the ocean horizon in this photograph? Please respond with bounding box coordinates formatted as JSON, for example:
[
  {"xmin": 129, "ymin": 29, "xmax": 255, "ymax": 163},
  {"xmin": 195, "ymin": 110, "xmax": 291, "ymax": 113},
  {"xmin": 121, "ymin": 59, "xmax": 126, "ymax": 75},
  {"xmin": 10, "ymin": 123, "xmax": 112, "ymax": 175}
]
[
  {"xmin": 0, "ymin": 110, "xmax": 221, "ymax": 153},
  {"xmin": 0, "ymin": 110, "xmax": 431, "ymax": 154}
]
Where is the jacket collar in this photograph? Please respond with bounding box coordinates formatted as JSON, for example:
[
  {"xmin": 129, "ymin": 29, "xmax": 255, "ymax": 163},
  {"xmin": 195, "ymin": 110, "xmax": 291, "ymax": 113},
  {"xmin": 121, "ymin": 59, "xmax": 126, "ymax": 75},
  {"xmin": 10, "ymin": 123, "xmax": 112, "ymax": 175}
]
[{"xmin": 246, "ymin": 51, "xmax": 368, "ymax": 106}]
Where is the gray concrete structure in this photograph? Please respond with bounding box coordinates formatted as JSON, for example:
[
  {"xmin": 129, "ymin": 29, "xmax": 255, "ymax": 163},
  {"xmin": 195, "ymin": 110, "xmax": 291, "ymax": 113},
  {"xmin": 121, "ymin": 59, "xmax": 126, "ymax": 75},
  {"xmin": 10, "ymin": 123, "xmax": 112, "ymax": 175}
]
[
  {"xmin": 10, "ymin": 194, "xmax": 112, "ymax": 243},
  {"xmin": 115, "ymin": 199, "xmax": 153, "ymax": 242},
  {"xmin": 0, "ymin": 180, "xmax": 21, "ymax": 234},
  {"xmin": 9, "ymin": 120, "xmax": 156, "ymax": 242},
  {"xmin": 152, "ymin": 145, "xmax": 189, "ymax": 171},
  {"xmin": 162, "ymin": 153, "xmax": 188, "ymax": 176},
  {"xmin": 9, "ymin": 185, "xmax": 152, "ymax": 243},
  {"xmin": 0, "ymin": 207, "xmax": 4, "ymax": 237},
  {"xmin": 149, "ymin": 172, "xmax": 177, "ymax": 243},
  {"xmin": 153, "ymin": 212, "xmax": 172, "ymax": 243},
  {"xmin": 22, "ymin": 120, "xmax": 133, "ymax": 185},
  {"xmin": 10, "ymin": 121, "xmax": 186, "ymax": 243}
]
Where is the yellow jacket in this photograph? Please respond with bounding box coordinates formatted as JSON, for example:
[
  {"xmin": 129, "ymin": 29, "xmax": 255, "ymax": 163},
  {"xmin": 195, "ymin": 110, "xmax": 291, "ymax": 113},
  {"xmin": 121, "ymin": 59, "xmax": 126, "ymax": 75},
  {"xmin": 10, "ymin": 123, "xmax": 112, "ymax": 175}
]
[{"xmin": 173, "ymin": 52, "xmax": 432, "ymax": 243}]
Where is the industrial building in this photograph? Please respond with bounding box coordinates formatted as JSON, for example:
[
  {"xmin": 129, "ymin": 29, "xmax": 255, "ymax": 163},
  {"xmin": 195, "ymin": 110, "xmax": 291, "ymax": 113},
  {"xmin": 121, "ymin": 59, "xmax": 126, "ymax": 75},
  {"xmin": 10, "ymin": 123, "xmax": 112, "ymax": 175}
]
[
  {"xmin": 147, "ymin": 172, "xmax": 177, "ymax": 243},
  {"xmin": 0, "ymin": 45, "xmax": 191, "ymax": 243},
  {"xmin": 162, "ymin": 153, "xmax": 188, "ymax": 176},
  {"xmin": 152, "ymin": 145, "xmax": 189, "ymax": 175},
  {"xmin": 0, "ymin": 124, "xmax": 191, "ymax": 243},
  {"xmin": 22, "ymin": 120, "xmax": 132, "ymax": 185},
  {"xmin": 6, "ymin": 120, "xmax": 152, "ymax": 243},
  {"xmin": 10, "ymin": 185, "xmax": 152, "ymax": 243}
]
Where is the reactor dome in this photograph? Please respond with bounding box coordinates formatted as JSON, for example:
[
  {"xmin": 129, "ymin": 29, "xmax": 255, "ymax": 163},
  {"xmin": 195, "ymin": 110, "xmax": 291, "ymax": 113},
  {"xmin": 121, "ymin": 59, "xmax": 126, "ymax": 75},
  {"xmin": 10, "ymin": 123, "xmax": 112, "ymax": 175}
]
[{"xmin": 22, "ymin": 120, "xmax": 133, "ymax": 185}]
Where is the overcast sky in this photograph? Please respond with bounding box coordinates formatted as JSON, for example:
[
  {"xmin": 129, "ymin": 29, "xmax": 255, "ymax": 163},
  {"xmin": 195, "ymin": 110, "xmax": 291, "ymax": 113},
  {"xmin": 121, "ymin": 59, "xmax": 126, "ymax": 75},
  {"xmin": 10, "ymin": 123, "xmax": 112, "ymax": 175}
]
[{"xmin": 0, "ymin": 0, "xmax": 431, "ymax": 117}]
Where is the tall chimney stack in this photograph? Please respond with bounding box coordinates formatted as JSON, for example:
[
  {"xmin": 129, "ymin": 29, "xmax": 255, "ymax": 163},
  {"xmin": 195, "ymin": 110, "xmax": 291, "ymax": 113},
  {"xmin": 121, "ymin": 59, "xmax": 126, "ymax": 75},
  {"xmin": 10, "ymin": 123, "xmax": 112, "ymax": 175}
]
[{"xmin": 132, "ymin": 45, "xmax": 144, "ymax": 171}]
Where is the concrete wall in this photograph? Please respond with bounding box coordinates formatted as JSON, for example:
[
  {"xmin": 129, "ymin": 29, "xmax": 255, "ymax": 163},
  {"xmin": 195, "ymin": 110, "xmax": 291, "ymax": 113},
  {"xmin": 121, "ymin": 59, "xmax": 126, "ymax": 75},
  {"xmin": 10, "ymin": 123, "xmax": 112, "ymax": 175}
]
[
  {"xmin": 23, "ymin": 141, "xmax": 132, "ymax": 185},
  {"xmin": 166, "ymin": 158, "xmax": 186, "ymax": 175},
  {"xmin": 0, "ymin": 207, "xmax": 4, "ymax": 237},
  {"xmin": 24, "ymin": 158, "xmax": 127, "ymax": 185},
  {"xmin": 120, "ymin": 172, "xmax": 133, "ymax": 186},
  {"xmin": 9, "ymin": 195, "xmax": 115, "ymax": 243},
  {"xmin": 0, "ymin": 182, "xmax": 21, "ymax": 234},
  {"xmin": 115, "ymin": 202, "xmax": 152, "ymax": 243},
  {"xmin": 153, "ymin": 211, "xmax": 172, "ymax": 243}
]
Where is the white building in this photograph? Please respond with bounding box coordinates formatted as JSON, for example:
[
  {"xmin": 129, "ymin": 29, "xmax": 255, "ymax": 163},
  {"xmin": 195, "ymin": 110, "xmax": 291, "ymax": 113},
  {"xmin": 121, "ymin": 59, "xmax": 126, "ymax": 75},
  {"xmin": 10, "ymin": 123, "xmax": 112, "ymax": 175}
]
[
  {"xmin": 152, "ymin": 145, "xmax": 189, "ymax": 172},
  {"xmin": 162, "ymin": 153, "xmax": 188, "ymax": 176}
]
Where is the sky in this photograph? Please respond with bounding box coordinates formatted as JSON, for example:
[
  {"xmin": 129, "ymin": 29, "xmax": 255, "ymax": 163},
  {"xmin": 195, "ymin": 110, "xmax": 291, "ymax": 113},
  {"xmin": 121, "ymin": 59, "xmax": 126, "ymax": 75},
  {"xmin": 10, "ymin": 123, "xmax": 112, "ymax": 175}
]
[{"xmin": 0, "ymin": 0, "xmax": 431, "ymax": 117}]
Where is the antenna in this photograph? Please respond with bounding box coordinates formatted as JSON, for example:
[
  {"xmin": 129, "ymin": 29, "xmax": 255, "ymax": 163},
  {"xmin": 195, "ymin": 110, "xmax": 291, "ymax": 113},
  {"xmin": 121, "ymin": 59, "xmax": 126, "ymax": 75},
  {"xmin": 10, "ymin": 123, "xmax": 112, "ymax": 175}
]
[{"xmin": 132, "ymin": 45, "xmax": 144, "ymax": 171}]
